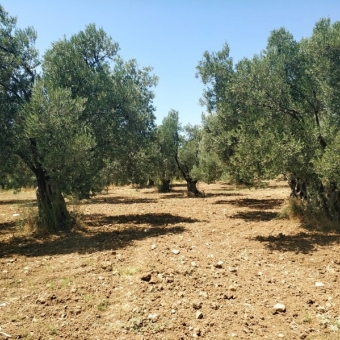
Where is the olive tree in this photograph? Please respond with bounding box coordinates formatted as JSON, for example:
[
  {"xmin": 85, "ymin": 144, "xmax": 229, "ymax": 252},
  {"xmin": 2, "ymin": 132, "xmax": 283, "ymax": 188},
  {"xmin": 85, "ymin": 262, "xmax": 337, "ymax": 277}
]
[
  {"xmin": 0, "ymin": 5, "xmax": 158, "ymax": 231},
  {"xmin": 197, "ymin": 19, "xmax": 340, "ymax": 220}
]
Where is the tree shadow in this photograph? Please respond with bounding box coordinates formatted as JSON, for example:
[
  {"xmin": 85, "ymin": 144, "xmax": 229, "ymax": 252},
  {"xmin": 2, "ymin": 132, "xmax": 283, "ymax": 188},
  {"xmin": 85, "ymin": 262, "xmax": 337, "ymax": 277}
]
[
  {"xmin": 82, "ymin": 196, "xmax": 158, "ymax": 205},
  {"xmin": 223, "ymin": 198, "xmax": 284, "ymax": 210},
  {"xmin": 0, "ymin": 221, "xmax": 17, "ymax": 236},
  {"xmin": 206, "ymin": 193, "xmax": 244, "ymax": 198},
  {"xmin": 83, "ymin": 212, "xmax": 200, "ymax": 227},
  {"xmin": 231, "ymin": 211, "xmax": 278, "ymax": 221},
  {"xmin": 0, "ymin": 212, "xmax": 199, "ymax": 257},
  {"xmin": 160, "ymin": 193, "xmax": 186, "ymax": 199},
  {"xmin": 251, "ymin": 232, "xmax": 340, "ymax": 253},
  {"xmin": 0, "ymin": 199, "xmax": 37, "ymax": 206}
]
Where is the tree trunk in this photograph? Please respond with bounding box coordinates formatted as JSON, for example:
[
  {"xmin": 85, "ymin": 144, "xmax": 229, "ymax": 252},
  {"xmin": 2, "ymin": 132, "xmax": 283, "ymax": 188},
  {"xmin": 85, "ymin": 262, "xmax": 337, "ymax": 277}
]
[
  {"xmin": 324, "ymin": 183, "xmax": 340, "ymax": 221},
  {"xmin": 186, "ymin": 178, "xmax": 201, "ymax": 197},
  {"xmin": 284, "ymin": 174, "xmax": 307, "ymax": 200},
  {"xmin": 158, "ymin": 179, "xmax": 170, "ymax": 192},
  {"xmin": 35, "ymin": 169, "xmax": 73, "ymax": 231}
]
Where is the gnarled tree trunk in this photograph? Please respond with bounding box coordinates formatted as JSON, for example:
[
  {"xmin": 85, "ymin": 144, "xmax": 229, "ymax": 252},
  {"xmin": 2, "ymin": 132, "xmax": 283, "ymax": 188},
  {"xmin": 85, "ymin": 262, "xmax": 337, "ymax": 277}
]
[{"xmin": 35, "ymin": 169, "xmax": 73, "ymax": 231}]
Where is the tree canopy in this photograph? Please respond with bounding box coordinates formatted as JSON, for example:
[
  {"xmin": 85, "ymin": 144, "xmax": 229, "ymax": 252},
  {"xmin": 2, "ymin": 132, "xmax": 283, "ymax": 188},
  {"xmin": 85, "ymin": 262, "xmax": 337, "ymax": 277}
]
[
  {"xmin": 0, "ymin": 5, "xmax": 157, "ymax": 230},
  {"xmin": 197, "ymin": 18, "xmax": 340, "ymax": 220}
]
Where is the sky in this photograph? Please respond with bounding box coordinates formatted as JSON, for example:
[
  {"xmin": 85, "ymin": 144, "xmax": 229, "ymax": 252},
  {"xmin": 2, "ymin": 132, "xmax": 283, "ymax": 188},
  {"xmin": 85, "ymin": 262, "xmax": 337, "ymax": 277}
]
[{"xmin": 1, "ymin": 0, "xmax": 340, "ymax": 126}]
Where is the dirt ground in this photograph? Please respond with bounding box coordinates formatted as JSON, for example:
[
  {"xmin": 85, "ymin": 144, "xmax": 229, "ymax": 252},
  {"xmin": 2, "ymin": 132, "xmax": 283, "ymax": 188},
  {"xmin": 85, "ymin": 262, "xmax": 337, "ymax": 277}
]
[{"xmin": 0, "ymin": 180, "xmax": 340, "ymax": 340}]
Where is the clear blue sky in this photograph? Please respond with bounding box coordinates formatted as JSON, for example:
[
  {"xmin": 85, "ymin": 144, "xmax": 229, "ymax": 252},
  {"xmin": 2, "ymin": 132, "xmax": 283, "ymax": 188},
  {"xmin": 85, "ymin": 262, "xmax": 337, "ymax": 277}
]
[{"xmin": 2, "ymin": 1, "xmax": 340, "ymax": 126}]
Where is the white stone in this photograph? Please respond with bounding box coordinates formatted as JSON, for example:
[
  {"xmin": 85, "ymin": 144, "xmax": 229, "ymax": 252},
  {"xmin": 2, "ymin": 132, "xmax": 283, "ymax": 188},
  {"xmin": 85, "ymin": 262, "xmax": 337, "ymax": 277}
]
[
  {"xmin": 273, "ymin": 303, "xmax": 286, "ymax": 313},
  {"xmin": 196, "ymin": 310, "xmax": 203, "ymax": 319},
  {"xmin": 172, "ymin": 249, "xmax": 180, "ymax": 255},
  {"xmin": 148, "ymin": 313, "xmax": 159, "ymax": 322},
  {"xmin": 315, "ymin": 282, "xmax": 325, "ymax": 287}
]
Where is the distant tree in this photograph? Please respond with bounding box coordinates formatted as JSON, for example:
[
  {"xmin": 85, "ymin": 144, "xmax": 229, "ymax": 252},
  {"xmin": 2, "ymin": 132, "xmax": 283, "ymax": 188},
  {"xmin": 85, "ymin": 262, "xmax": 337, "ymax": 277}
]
[
  {"xmin": 154, "ymin": 110, "xmax": 181, "ymax": 192},
  {"xmin": 0, "ymin": 5, "xmax": 157, "ymax": 231},
  {"xmin": 197, "ymin": 19, "xmax": 340, "ymax": 220}
]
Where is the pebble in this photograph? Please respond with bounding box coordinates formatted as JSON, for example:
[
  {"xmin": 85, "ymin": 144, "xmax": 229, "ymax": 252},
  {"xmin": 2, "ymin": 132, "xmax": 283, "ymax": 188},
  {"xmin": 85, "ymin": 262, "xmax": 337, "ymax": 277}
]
[
  {"xmin": 151, "ymin": 244, "xmax": 157, "ymax": 250},
  {"xmin": 192, "ymin": 300, "xmax": 203, "ymax": 309},
  {"xmin": 229, "ymin": 267, "xmax": 238, "ymax": 273},
  {"xmin": 148, "ymin": 313, "xmax": 159, "ymax": 322},
  {"xmin": 215, "ymin": 261, "xmax": 223, "ymax": 268},
  {"xmin": 172, "ymin": 249, "xmax": 180, "ymax": 255},
  {"xmin": 228, "ymin": 285, "xmax": 237, "ymax": 291},
  {"xmin": 273, "ymin": 303, "xmax": 286, "ymax": 314},
  {"xmin": 196, "ymin": 310, "xmax": 204, "ymax": 319},
  {"xmin": 315, "ymin": 282, "xmax": 324, "ymax": 287}
]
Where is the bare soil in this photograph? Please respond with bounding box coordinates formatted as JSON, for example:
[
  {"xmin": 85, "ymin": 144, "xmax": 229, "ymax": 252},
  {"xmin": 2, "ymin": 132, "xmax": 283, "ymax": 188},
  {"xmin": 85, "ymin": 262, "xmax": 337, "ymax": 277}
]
[{"xmin": 0, "ymin": 180, "xmax": 340, "ymax": 339}]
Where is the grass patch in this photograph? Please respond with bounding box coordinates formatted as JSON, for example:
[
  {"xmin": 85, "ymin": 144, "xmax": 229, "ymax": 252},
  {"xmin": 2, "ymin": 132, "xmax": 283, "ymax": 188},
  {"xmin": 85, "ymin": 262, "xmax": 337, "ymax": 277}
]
[
  {"xmin": 118, "ymin": 266, "xmax": 141, "ymax": 276},
  {"xmin": 98, "ymin": 299, "xmax": 110, "ymax": 312}
]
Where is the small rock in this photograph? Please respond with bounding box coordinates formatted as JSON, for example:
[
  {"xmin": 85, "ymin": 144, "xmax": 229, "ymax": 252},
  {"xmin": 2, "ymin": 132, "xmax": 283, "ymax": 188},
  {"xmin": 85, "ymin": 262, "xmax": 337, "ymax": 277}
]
[
  {"xmin": 171, "ymin": 309, "xmax": 176, "ymax": 314},
  {"xmin": 317, "ymin": 306, "xmax": 326, "ymax": 313},
  {"xmin": 193, "ymin": 327, "xmax": 201, "ymax": 337},
  {"xmin": 151, "ymin": 244, "xmax": 157, "ymax": 250},
  {"xmin": 172, "ymin": 249, "xmax": 180, "ymax": 255},
  {"xmin": 141, "ymin": 273, "xmax": 152, "ymax": 282},
  {"xmin": 196, "ymin": 310, "xmax": 204, "ymax": 319},
  {"xmin": 36, "ymin": 296, "xmax": 46, "ymax": 304},
  {"xmin": 192, "ymin": 300, "xmax": 203, "ymax": 309},
  {"xmin": 315, "ymin": 282, "xmax": 324, "ymax": 287},
  {"xmin": 229, "ymin": 267, "xmax": 238, "ymax": 273},
  {"xmin": 273, "ymin": 303, "xmax": 286, "ymax": 314},
  {"xmin": 148, "ymin": 313, "xmax": 159, "ymax": 322},
  {"xmin": 278, "ymin": 334, "xmax": 284, "ymax": 338},
  {"xmin": 101, "ymin": 261, "xmax": 112, "ymax": 271},
  {"xmin": 228, "ymin": 285, "xmax": 237, "ymax": 291},
  {"xmin": 210, "ymin": 302, "xmax": 220, "ymax": 310},
  {"xmin": 191, "ymin": 261, "xmax": 197, "ymax": 267},
  {"xmin": 215, "ymin": 261, "xmax": 223, "ymax": 268}
]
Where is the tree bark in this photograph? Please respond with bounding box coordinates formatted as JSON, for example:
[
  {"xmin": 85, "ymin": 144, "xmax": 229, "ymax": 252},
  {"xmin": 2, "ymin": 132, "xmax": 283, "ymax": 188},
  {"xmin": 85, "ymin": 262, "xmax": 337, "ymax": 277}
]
[
  {"xmin": 174, "ymin": 154, "xmax": 202, "ymax": 197},
  {"xmin": 186, "ymin": 178, "xmax": 201, "ymax": 197},
  {"xmin": 284, "ymin": 174, "xmax": 307, "ymax": 200},
  {"xmin": 35, "ymin": 169, "xmax": 73, "ymax": 231},
  {"xmin": 158, "ymin": 179, "xmax": 170, "ymax": 192}
]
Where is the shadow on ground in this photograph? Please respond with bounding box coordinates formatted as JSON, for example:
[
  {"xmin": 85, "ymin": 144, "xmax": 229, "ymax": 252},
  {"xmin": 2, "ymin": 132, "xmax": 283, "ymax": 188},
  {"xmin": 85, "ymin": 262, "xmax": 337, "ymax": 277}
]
[
  {"xmin": 0, "ymin": 199, "xmax": 36, "ymax": 206},
  {"xmin": 81, "ymin": 196, "xmax": 158, "ymax": 205},
  {"xmin": 219, "ymin": 198, "xmax": 284, "ymax": 209},
  {"xmin": 0, "ymin": 221, "xmax": 17, "ymax": 236},
  {"xmin": 83, "ymin": 212, "xmax": 200, "ymax": 227},
  {"xmin": 231, "ymin": 210, "xmax": 278, "ymax": 221},
  {"xmin": 0, "ymin": 212, "xmax": 199, "ymax": 258},
  {"xmin": 252, "ymin": 232, "xmax": 340, "ymax": 253}
]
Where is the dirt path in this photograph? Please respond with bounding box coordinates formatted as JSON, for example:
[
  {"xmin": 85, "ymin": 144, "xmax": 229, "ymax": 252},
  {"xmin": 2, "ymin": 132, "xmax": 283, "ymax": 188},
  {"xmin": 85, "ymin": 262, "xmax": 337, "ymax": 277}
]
[{"xmin": 0, "ymin": 181, "xmax": 339, "ymax": 339}]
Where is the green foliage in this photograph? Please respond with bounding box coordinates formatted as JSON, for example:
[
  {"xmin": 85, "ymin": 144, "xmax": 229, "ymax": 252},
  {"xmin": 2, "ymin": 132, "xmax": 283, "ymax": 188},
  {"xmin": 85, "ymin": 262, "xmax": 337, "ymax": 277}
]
[
  {"xmin": 197, "ymin": 18, "xmax": 340, "ymax": 221},
  {"xmin": 0, "ymin": 5, "xmax": 158, "ymax": 230}
]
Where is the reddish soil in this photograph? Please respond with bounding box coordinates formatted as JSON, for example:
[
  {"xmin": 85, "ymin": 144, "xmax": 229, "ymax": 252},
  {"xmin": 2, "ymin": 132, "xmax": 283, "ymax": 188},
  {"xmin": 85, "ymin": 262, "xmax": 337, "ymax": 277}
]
[{"xmin": 0, "ymin": 180, "xmax": 340, "ymax": 339}]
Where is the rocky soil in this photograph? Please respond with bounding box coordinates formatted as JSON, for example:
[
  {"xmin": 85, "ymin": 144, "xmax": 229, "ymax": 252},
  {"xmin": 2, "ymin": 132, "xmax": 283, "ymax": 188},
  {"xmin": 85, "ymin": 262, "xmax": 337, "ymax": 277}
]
[{"xmin": 0, "ymin": 180, "xmax": 340, "ymax": 339}]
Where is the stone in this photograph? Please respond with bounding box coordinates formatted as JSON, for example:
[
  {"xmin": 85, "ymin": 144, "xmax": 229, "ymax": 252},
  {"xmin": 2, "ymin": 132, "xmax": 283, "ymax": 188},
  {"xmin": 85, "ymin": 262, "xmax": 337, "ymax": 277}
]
[
  {"xmin": 192, "ymin": 300, "xmax": 203, "ymax": 309},
  {"xmin": 273, "ymin": 303, "xmax": 286, "ymax": 314},
  {"xmin": 228, "ymin": 285, "xmax": 237, "ymax": 291},
  {"xmin": 315, "ymin": 282, "xmax": 324, "ymax": 287},
  {"xmin": 196, "ymin": 310, "xmax": 204, "ymax": 319},
  {"xmin": 101, "ymin": 261, "xmax": 112, "ymax": 271},
  {"xmin": 172, "ymin": 249, "xmax": 180, "ymax": 255},
  {"xmin": 141, "ymin": 273, "xmax": 152, "ymax": 282},
  {"xmin": 215, "ymin": 261, "xmax": 223, "ymax": 268},
  {"xmin": 148, "ymin": 313, "xmax": 159, "ymax": 322}
]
